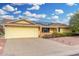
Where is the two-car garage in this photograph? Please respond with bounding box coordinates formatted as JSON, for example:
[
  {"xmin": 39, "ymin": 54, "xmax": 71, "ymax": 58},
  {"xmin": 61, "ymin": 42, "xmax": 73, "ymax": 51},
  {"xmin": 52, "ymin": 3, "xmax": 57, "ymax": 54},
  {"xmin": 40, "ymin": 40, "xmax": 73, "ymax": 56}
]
[{"xmin": 4, "ymin": 26, "xmax": 39, "ymax": 39}]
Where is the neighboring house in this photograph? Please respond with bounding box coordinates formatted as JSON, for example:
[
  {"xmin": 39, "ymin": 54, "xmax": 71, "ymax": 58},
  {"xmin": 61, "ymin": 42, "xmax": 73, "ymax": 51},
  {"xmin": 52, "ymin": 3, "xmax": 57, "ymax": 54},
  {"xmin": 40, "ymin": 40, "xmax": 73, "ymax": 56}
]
[
  {"xmin": 0, "ymin": 19, "xmax": 12, "ymax": 36},
  {"xmin": 3, "ymin": 19, "xmax": 70, "ymax": 39},
  {"xmin": 0, "ymin": 25, "xmax": 4, "ymax": 36}
]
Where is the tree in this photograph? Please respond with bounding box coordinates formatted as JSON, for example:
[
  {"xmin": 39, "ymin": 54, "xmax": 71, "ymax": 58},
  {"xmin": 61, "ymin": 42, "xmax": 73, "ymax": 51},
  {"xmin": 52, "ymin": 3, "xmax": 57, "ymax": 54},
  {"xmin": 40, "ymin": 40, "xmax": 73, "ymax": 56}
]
[{"xmin": 69, "ymin": 11, "xmax": 79, "ymax": 33}]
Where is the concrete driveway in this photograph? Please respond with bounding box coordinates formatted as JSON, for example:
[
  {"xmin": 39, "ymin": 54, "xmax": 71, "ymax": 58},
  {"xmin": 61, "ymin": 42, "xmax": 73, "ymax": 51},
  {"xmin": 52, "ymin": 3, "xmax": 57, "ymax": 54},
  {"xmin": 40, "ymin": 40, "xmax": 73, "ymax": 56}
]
[{"xmin": 2, "ymin": 38, "xmax": 79, "ymax": 56}]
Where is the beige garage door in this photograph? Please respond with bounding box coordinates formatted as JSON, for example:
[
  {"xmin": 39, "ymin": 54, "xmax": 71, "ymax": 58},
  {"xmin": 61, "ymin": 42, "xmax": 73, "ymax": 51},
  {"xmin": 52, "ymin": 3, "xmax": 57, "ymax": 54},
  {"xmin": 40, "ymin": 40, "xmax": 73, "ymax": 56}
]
[{"xmin": 5, "ymin": 26, "xmax": 39, "ymax": 39}]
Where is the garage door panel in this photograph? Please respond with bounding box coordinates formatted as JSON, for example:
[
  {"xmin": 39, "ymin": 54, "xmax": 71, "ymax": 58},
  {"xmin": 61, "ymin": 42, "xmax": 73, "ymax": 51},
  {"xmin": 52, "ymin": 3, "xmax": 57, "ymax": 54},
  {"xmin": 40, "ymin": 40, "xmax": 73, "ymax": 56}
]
[{"xmin": 5, "ymin": 27, "xmax": 39, "ymax": 38}]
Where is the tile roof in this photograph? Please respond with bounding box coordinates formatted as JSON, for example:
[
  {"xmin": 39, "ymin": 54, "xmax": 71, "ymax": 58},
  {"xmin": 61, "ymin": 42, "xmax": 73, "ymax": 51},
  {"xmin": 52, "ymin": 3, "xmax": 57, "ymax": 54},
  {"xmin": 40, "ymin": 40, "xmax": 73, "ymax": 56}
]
[{"xmin": 4, "ymin": 19, "xmax": 68, "ymax": 27}]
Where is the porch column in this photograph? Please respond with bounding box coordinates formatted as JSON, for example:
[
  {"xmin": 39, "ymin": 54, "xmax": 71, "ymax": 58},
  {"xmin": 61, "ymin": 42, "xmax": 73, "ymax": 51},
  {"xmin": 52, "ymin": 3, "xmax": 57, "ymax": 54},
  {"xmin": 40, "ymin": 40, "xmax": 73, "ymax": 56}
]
[
  {"xmin": 57, "ymin": 27, "xmax": 60, "ymax": 33},
  {"xmin": 39, "ymin": 26, "xmax": 42, "ymax": 38}
]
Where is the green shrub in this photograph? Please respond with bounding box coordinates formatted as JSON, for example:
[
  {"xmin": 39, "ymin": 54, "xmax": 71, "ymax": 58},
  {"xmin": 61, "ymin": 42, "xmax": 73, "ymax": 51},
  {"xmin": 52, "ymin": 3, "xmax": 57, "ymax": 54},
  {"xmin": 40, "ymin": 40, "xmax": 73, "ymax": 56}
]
[
  {"xmin": 0, "ymin": 32, "xmax": 4, "ymax": 36},
  {"xmin": 52, "ymin": 32, "xmax": 73, "ymax": 37},
  {"xmin": 42, "ymin": 32, "xmax": 74, "ymax": 38}
]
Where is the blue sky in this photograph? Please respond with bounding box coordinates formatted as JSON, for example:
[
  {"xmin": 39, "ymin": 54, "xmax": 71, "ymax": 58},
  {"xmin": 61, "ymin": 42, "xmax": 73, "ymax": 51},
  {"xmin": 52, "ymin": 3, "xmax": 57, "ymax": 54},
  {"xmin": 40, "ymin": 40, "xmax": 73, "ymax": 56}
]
[{"xmin": 0, "ymin": 3, "xmax": 79, "ymax": 24}]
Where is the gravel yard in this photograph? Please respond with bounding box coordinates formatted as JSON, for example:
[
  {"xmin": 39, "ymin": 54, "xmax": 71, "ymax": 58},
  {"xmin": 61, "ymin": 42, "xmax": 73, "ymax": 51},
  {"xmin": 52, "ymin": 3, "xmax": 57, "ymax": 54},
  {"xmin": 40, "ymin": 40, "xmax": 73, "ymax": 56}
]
[
  {"xmin": 50, "ymin": 36, "xmax": 79, "ymax": 45},
  {"xmin": 0, "ymin": 38, "xmax": 6, "ymax": 55}
]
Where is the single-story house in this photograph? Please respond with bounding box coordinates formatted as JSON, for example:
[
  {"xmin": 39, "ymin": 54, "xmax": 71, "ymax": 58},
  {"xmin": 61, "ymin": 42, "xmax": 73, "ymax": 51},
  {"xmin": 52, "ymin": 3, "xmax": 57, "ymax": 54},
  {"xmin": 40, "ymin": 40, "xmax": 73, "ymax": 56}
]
[{"xmin": 3, "ymin": 19, "xmax": 70, "ymax": 39}]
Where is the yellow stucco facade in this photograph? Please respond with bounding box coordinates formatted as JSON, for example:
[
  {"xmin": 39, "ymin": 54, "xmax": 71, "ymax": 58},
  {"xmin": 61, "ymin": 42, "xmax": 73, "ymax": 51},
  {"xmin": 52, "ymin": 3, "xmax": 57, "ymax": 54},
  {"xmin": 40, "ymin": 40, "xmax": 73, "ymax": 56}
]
[
  {"xmin": 58, "ymin": 28, "xmax": 70, "ymax": 33},
  {"xmin": 40, "ymin": 27, "xmax": 69, "ymax": 37}
]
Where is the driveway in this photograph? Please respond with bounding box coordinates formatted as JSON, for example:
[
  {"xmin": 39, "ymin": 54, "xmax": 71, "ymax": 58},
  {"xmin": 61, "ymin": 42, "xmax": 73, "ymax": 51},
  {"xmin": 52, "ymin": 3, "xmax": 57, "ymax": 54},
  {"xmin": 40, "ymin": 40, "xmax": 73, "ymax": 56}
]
[{"xmin": 2, "ymin": 38, "xmax": 79, "ymax": 56}]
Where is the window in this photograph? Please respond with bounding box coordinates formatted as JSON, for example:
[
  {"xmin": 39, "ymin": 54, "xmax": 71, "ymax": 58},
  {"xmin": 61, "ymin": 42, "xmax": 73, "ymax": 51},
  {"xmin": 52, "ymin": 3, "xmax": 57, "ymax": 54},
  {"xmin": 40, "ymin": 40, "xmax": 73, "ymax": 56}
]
[
  {"xmin": 58, "ymin": 28, "xmax": 60, "ymax": 32},
  {"xmin": 42, "ymin": 28, "xmax": 50, "ymax": 33}
]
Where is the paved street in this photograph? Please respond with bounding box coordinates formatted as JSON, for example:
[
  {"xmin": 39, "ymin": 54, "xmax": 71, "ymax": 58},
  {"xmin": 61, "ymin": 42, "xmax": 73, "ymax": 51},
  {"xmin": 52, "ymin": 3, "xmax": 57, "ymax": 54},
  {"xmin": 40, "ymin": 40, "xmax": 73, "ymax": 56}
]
[{"xmin": 1, "ymin": 37, "xmax": 79, "ymax": 56}]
